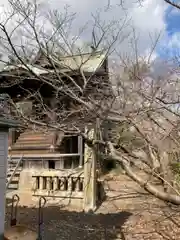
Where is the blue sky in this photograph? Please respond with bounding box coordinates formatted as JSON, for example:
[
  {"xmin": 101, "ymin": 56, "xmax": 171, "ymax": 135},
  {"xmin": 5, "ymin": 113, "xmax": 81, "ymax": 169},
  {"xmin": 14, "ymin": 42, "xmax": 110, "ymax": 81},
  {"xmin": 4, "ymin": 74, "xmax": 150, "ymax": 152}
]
[
  {"xmin": 155, "ymin": 1, "xmax": 180, "ymax": 59},
  {"xmin": 165, "ymin": 8, "xmax": 180, "ymax": 36}
]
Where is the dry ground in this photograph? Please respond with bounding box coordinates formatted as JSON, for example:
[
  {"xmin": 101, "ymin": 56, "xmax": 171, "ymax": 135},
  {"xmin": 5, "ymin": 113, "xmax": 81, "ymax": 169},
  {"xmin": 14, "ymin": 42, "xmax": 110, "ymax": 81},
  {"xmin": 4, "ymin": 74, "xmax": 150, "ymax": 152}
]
[{"xmin": 5, "ymin": 173, "xmax": 180, "ymax": 239}]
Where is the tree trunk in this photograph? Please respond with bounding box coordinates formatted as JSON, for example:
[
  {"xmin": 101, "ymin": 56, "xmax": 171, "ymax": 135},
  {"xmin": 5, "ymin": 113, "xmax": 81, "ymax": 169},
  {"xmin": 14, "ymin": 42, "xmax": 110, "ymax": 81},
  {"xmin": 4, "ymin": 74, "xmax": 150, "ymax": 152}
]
[
  {"xmin": 121, "ymin": 159, "xmax": 180, "ymax": 204},
  {"xmin": 108, "ymin": 141, "xmax": 180, "ymax": 205},
  {"xmin": 159, "ymin": 151, "xmax": 175, "ymax": 193}
]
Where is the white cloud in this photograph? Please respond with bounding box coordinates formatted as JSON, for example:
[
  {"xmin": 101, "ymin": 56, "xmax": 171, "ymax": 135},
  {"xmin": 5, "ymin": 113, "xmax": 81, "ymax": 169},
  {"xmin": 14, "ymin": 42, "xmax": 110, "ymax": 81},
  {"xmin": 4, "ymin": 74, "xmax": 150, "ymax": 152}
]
[
  {"xmin": 168, "ymin": 32, "xmax": 180, "ymax": 49},
  {"xmin": 0, "ymin": 0, "xmax": 169, "ymax": 60},
  {"xmin": 48, "ymin": 0, "xmax": 168, "ymax": 58},
  {"xmin": 131, "ymin": 0, "xmax": 166, "ymax": 32}
]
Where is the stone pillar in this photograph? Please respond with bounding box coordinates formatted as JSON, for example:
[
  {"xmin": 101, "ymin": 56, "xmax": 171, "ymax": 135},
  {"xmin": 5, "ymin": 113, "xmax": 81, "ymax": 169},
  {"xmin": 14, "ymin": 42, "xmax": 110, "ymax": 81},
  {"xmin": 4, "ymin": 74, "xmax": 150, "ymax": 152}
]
[
  {"xmin": 46, "ymin": 177, "xmax": 51, "ymax": 190},
  {"xmin": 78, "ymin": 177, "xmax": 84, "ymax": 191},
  {"xmin": 60, "ymin": 177, "xmax": 65, "ymax": 190},
  {"xmin": 39, "ymin": 177, "xmax": 44, "ymax": 190},
  {"xmin": 53, "ymin": 177, "xmax": 58, "ymax": 191},
  {"xmin": 32, "ymin": 177, "xmax": 37, "ymax": 190},
  {"xmin": 68, "ymin": 177, "xmax": 72, "ymax": 192},
  {"xmin": 83, "ymin": 127, "xmax": 97, "ymax": 212},
  {"xmin": 73, "ymin": 177, "xmax": 78, "ymax": 191}
]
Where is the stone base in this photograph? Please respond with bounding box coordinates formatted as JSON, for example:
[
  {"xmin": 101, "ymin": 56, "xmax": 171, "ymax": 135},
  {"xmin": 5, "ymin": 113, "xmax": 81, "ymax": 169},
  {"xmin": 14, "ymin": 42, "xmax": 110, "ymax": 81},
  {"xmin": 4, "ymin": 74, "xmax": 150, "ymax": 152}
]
[{"xmin": 6, "ymin": 190, "xmax": 83, "ymax": 210}]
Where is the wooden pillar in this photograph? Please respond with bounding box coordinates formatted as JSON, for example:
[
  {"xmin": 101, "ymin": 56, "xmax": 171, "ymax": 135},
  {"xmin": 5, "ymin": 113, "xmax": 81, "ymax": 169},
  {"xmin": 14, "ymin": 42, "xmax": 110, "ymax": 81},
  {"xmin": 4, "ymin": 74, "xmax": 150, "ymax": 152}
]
[
  {"xmin": 83, "ymin": 127, "xmax": 97, "ymax": 212},
  {"xmin": 8, "ymin": 128, "xmax": 13, "ymax": 146},
  {"xmin": 78, "ymin": 135, "xmax": 83, "ymax": 168},
  {"xmin": 50, "ymin": 97, "xmax": 58, "ymax": 150}
]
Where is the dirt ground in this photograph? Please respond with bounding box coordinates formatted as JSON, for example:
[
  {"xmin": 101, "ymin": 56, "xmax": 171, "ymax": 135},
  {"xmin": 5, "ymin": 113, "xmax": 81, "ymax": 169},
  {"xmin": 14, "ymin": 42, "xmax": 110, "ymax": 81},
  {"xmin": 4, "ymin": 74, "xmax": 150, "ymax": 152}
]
[{"xmin": 5, "ymin": 174, "xmax": 180, "ymax": 239}]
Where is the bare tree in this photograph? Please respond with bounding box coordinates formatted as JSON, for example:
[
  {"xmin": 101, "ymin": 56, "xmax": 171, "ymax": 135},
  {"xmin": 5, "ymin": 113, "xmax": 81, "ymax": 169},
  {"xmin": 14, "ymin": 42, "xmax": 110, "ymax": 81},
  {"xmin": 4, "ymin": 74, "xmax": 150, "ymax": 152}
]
[
  {"xmin": 2, "ymin": 0, "xmax": 180, "ymax": 205},
  {"xmin": 164, "ymin": 0, "xmax": 180, "ymax": 9},
  {"xmin": 0, "ymin": 0, "xmax": 127, "ymax": 128}
]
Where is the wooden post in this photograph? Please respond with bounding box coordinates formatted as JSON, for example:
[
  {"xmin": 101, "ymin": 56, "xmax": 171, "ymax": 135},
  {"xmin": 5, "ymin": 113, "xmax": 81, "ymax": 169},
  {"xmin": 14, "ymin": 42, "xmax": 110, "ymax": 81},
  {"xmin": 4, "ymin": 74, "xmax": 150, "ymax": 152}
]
[
  {"xmin": 0, "ymin": 117, "xmax": 19, "ymax": 238},
  {"xmin": 78, "ymin": 135, "xmax": 83, "ymax": 167}
]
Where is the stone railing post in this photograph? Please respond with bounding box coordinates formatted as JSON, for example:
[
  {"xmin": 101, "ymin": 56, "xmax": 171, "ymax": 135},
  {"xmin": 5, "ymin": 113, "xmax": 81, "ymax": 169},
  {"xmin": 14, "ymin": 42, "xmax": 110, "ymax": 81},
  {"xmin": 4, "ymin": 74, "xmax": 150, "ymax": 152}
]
[
  {"xmin": 39, "ymin": 177, "xmax": 44, "ymax": 190},
  {"xmin": 53, "ymin": 177, "xmax": 58, "ymax": 191},
  {"xmin": 83, "ymin": 127, "xmax": 97, "ymax": 212},
  {"xmin": 68, "ymin": 177, "xmax": 72, "ymax": 192},
  {"xmin": 46, "ymin": 177, "xmax": 51, "ymax": 190},
  {"xmin": 32, "ymin": 177, "xmax": 37, "ymax": 191}
]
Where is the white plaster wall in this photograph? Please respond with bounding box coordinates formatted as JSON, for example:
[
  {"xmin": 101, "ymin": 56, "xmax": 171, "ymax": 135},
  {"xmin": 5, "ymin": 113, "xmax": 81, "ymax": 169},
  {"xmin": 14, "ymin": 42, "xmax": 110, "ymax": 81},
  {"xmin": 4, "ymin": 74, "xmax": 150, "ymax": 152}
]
[{"xmin": 0, "ymin": 131, "xmax": 8, "ymax": 236}]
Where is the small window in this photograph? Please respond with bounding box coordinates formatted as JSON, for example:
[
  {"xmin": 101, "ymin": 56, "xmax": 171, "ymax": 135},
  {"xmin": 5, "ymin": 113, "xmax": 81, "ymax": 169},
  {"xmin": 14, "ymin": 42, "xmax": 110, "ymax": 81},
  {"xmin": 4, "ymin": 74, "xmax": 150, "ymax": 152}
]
[{"xmin": 48, "ymin": 160, "xmax": 55, "ymax": 169}]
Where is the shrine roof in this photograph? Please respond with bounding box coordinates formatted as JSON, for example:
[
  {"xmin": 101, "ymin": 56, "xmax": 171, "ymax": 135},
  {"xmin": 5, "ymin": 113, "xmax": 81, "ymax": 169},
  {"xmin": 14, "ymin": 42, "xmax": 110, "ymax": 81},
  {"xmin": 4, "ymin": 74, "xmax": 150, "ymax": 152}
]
[
  {"xmin": 0, "ymin": 117, "xmax": 20, "ymax": 129},
  {"xmin": 0, "ymin": 51, "xmax": 107, "ymax": 76}
]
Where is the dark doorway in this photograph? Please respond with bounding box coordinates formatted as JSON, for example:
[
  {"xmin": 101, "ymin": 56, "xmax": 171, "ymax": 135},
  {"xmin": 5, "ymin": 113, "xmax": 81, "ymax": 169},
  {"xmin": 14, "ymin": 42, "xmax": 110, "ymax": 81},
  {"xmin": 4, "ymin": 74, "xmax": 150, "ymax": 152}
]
[
  {"xmin": 63, "ymin": 136, "xmax": 79, "ymax": 169},
  {"xmin": 48, "ymin": 160, "xmax": 55, "ymax": 169}
]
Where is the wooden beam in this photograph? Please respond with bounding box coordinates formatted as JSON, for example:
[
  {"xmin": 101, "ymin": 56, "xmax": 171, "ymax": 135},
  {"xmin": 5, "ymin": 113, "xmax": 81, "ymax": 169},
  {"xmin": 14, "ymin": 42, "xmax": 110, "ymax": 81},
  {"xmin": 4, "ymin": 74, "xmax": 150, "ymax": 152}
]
[{"xmin": 8, "ymin": 153, "xmax": 81, "ymax": 159}]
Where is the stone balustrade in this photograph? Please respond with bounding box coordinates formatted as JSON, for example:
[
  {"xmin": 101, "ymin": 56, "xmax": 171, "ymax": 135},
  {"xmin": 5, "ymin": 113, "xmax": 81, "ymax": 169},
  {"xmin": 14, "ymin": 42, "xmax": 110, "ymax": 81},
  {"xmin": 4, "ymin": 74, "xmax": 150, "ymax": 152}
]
[{"xmin": 32, "ymin": 171, "xmax": 84, "ymax": 198}]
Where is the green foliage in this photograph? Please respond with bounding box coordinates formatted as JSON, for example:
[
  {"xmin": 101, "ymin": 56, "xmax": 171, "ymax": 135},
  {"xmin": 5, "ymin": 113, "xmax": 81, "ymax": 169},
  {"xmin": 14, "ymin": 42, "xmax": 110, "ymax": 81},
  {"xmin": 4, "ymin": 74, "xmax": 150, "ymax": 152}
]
[
  {"xmin": 171, "ymin": 162, "xmax": 180, "ymax": 183},
  {"xmin": 171, "ymin": 162, "xmax": 180, "ymax": 175}
]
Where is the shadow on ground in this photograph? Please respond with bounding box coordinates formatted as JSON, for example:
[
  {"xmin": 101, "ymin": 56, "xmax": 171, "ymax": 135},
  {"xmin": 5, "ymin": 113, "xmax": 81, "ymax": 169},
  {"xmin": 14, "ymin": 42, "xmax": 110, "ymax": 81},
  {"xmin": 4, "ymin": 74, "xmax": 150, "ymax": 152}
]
[{"xmin": 5, "ymin": 199, "xmax": 132, "ymax": 240}]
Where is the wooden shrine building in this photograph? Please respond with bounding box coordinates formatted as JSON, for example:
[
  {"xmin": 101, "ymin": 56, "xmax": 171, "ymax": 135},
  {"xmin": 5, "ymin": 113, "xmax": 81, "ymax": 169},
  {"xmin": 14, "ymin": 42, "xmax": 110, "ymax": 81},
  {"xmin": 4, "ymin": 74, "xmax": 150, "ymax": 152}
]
[{"xmin": 0, "ymin": 49, "xmax": 109, "ymax": 210}]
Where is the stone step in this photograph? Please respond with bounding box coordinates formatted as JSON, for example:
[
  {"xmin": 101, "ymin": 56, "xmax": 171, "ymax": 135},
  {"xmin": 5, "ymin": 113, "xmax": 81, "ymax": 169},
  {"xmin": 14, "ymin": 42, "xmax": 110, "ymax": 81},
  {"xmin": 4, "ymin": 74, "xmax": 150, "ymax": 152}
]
[
  {"xmin": 8, "ymin": 163, "xmax": 23, "ymax": 167},
  {"xmin": 8, "ymin": 167, "xmax": 23, "ymax": 172},
  {"xmin": 7, "ymin": 178, "xmax": 19, "ymax": 184},
  {"xmin": 7, "ymin": 167, "xmax": 21, "ymax": 171},
  {"xmin": 7, "ymin": 172, "xmax": 21, "ymax": 178},
  {"xmin": 8, "ymin": 183, "xmax": 19, "ymax": 190},
  {"xmin": 7, "ymin": 166, "xmax": 21, "ymax": 170},
  {"xmin": 7, "ymin": 166, "xmax": 22, "ymax": 170},
  {"xmin": 6, "ymin": 160, "xmax": 22, "ymax": 191},
  {"xmin": 7, "ymin": 172, "xmax": 20, "ymax": 177}
]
